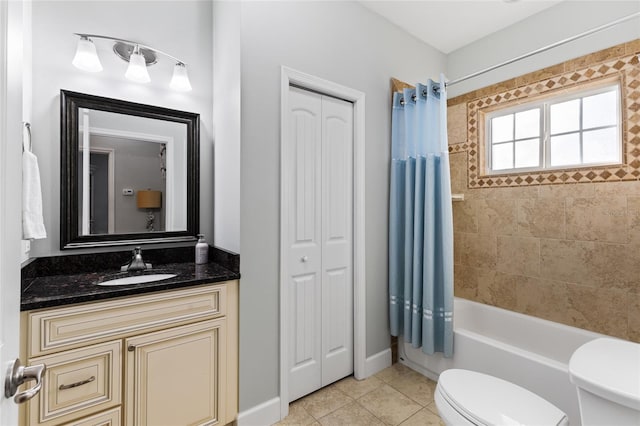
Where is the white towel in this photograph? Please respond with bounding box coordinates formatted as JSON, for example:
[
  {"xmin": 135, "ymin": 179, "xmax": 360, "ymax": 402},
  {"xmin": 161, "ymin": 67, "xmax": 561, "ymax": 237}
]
[{"xmin": 22, "ymin": 150, "xmax": 47, "ymax": 240}]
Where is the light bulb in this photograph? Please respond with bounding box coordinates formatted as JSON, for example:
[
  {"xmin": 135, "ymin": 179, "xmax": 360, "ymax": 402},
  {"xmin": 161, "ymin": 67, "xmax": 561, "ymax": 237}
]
[
  {"xmin": 125, "ymin": 46, "xmax": 150, "ymax": 83},
  {"xmin": 72, "ymin": 36, "xmax": 103, "ymax": 72},
  {"xmin": 170, "ymin": 62, "xmax": 192, "ymax": 92}
]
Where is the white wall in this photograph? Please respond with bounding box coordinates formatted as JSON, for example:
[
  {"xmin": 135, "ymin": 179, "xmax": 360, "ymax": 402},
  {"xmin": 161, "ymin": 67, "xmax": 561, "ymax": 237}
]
[
  {"xmin": 213, "ymin": 1, "xmax": 241, "ymax": 253},
  {"xmin": 447, "ymin": 1, "xmax": 640, "ymax": 97},
  {"xmin": 237, "ymin": 1, "xmax": 446, "ymax": 411},
  {"xmin": 30, "ymin": 0, "xmax": 213, "ymax": 256}
]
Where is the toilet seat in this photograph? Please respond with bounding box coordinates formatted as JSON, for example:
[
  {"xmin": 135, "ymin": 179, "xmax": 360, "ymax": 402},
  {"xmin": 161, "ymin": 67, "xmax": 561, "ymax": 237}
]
[{"xmin": 435, "ymin": 369, "xmax": 568, "ymax": 426}]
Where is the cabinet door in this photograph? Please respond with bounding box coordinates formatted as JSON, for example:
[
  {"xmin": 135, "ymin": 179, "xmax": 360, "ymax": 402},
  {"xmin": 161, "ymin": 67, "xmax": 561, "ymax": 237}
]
[{"xmin": 125, "ymin": 319, "xmax": 227, "ymax": 426}]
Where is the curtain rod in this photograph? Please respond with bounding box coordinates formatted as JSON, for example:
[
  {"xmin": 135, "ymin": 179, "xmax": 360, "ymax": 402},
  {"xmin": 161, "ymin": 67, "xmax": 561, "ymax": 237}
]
[{"xmin": 446, "ymin": 11, "xmax": 640, "ymax": 88}]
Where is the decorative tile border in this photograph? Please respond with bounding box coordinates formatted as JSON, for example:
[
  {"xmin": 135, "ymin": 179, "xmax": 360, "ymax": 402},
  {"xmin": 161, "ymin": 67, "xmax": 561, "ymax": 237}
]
[{"xmin": 458, "ymin": 48, "xmax": 640, "ymax": 189}]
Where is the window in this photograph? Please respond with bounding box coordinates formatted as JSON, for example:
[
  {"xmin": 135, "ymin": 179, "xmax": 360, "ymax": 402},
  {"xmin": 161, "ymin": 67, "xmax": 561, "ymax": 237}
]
[{"xmin": 486, "ymin": 83, "xmax": 621, "ymax": 174}]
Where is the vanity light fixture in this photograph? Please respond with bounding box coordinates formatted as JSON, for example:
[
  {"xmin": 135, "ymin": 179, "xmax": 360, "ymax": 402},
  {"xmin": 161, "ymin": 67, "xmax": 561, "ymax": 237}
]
[
  {"xmin": 72, "ymin": 36, "xmax": 103, "ymax": 72},
  {"xmin": 124, "ymin": 45, "xmax": 151, "ymax": 83},
  {"xmin": 170, "ymin": 63, "xmax": 192, "ymax": 92},
  {"xmin": 72, "ymin": 33, "xmax": 192, "ymax": 91}
]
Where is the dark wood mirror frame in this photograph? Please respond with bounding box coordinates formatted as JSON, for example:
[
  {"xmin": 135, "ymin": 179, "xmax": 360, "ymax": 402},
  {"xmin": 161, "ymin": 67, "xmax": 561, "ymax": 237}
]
[{"xmin": 60, "ymin": 90, "xmax": 200, "ymax": 249}]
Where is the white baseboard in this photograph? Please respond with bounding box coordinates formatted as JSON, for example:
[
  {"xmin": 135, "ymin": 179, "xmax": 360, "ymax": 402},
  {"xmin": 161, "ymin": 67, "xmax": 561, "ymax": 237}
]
[
  {"xmin": 237, "ymin": 396, "xmax": 281, "ymax": 426},
  {"xmin": 364, "ymin": 348, "xmax": 392, "ymax": 377}
]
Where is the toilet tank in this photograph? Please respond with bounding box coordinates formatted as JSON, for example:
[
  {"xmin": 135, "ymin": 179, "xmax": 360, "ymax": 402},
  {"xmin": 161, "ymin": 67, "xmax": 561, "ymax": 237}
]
[{"xmin": 569, "ymin": 338, "xmax": 640, "ymax": 426}]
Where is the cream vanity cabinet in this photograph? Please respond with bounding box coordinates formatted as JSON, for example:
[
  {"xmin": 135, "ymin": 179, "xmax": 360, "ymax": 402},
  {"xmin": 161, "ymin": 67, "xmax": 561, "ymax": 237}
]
[{"xmin": 20, "ymin": 280, "xmax": 238, "ymax": 426}]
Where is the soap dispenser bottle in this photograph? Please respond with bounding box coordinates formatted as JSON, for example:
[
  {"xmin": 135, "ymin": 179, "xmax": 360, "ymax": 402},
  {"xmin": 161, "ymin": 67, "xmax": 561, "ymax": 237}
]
[{"xmin": 195, "ymin": 234, "xmax": 209, "ymax": 264}]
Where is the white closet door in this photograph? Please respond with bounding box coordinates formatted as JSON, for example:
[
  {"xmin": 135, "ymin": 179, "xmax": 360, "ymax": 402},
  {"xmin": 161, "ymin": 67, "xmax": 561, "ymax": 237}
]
[
  {"xmin": 287, "ymin": 87, "xmax": 323, "ymax": 401},
  {"xmin": 321, "ymin": 96, "xmax": 353, "ymax": 386},
  {"xmin": 287, "ymin": 87, "xmax": 354, "ymax": 402}
]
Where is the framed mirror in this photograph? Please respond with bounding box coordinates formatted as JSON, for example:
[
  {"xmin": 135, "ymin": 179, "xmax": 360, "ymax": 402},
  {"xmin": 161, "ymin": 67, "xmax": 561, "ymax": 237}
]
[{"xmin": 60, "ymin": 90, "xmax": 199, "ymax": 249}]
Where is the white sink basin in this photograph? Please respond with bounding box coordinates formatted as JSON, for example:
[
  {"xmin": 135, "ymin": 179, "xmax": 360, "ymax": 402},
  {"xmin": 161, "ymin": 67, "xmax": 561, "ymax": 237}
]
[{"xmin": 97, "ymin": 273, "xmax": 177, "ymax": 286}]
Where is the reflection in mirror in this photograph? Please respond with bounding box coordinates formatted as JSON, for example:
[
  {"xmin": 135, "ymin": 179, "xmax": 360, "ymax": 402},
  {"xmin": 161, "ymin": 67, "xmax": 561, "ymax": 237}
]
[
  {"xmin": 61, "ymin": 90, "xmax": 199, "ymax": 249},
  {"xmin": 78, "ymin": 109, "xmax": 187, "ymax": 235}
]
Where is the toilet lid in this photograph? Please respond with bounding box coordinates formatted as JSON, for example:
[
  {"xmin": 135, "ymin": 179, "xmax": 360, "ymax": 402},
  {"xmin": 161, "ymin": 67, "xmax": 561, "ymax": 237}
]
[
  {"xmin": 438, "ymin": 369, "xmax": 567, "ymax": 426},
  {"xmin": 569, "ymin": 338, "xmax": 640, "ymax": 410}
]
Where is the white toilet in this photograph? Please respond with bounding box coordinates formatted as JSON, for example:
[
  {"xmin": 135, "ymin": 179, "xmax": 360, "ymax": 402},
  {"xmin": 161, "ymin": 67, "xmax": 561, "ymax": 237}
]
[
  {"xmin": 569, "ymin": 337, "xmax": 640, "ymax": 426},
  {"xmin": 435, "ymin": 369, "xmax": 569, "ymax": 426}
]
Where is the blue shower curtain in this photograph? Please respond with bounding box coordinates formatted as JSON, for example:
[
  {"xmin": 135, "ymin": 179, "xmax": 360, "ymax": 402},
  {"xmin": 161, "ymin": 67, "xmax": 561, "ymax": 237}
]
[{"xmin": 389, "ymin": 76, "xmax": 454, "ymax": 357}]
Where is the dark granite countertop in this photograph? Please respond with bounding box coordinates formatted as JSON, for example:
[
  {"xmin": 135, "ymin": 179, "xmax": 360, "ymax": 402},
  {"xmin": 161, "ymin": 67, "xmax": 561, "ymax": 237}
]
[{"xmin": 21, "ymin": 246, "xmax": 240, "ymax": 311}]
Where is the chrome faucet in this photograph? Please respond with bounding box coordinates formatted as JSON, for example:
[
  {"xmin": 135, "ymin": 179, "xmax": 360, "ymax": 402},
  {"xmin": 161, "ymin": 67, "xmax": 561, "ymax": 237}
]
[{"xmin": 121, "ymin": 247, "xmax": 152, "ymax": 272}]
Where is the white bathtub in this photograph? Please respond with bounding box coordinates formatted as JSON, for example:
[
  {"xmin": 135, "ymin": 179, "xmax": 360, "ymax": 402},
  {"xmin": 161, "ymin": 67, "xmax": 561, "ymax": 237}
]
[{"xmin": 399, "ymin": 298, "xmax": 605, "ymax": 425}]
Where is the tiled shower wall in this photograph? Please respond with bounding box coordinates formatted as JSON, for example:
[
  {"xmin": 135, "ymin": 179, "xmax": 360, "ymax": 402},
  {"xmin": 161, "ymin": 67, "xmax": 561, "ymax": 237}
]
[{"xmin": 447, "ymin": 40, "xmax": 640, "ymax": 342}]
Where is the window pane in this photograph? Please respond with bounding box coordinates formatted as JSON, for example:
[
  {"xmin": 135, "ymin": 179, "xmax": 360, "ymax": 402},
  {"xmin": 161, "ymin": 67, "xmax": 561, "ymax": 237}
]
[
  {"xmin": 515, "ymin": 109, "xmax": 540, "ymax": 139},
  {"xmin": 515, "ymin": 138, "xmax": 540, "ymax": 168},
  {"xmin": 583, "ymin": 90, "xmax": 617, "ymax": 129},
  {"xmin": 492, "ymin": 142, "xmax": 513, "ymax": 170},
  {"xmin": 492, "ymin": 114, "xmax": 513, "ymax": 143},
  {"xmin": 583, "ymin": 127, "xmax": 619, "ymax": 164},
  {"xmin": 550, "ymin": 133, "xmax": 581, "ymax": 166},
  {"xmin": 550, "ymin": 99, "xmax": 580, "ymax": 134}
]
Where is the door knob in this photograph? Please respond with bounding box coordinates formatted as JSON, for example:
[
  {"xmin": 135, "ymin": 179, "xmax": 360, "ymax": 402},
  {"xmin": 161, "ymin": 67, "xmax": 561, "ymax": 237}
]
[{"xmin": 4, "ymin": 358, "xmax": 46, "ymax": 404}]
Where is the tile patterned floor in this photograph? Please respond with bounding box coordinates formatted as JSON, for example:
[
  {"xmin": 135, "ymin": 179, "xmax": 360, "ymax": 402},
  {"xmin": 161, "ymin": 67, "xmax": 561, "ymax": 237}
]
[{"xmin": 274, "ymin": 363, "xmax": 444, "ymax": 426}]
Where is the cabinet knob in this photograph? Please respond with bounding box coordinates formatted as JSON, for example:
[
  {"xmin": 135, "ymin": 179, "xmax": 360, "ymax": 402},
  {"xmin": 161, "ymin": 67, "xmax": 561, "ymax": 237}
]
[
  {"xmin": 128, "ymin": 345, "xmax": 135, "ymax": 352},
  {"xmin": 300, "ymin": 256, "xmax": 308, "ymax": 263}
]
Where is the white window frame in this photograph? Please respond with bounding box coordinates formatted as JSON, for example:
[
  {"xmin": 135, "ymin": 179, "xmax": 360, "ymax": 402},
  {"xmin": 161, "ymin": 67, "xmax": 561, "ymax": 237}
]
[{"xmin": 485, "ymin": 81, "xmax": 622, "ymax": 175}]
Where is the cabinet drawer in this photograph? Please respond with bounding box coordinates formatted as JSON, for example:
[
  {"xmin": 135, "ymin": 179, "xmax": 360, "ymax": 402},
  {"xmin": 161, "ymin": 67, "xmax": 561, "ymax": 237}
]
[
  {"xmin": 27, "ymin": 341, "xmax": 122, "ymax": 426},
  {"xmin": 27, "ymin": 284, "xmax": 226, "ymax": 356},
  {"xmin": 67, "ymin": 407, "xmax": 121, "ymax": 426}
]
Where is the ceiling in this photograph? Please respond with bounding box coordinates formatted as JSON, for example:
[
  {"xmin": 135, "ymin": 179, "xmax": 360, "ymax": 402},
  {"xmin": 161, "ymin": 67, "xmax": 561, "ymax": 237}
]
[{"xmin": 359, "ymin": 0, "xmax": 564, "ymax": 54}]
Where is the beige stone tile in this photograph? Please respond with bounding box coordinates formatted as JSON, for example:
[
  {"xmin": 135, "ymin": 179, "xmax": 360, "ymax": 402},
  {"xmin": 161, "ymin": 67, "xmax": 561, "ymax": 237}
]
[
  {"xmin": 566, "ymin": 197, "xmax": 628, "ymax": 243},
  {"xmin": 400, "ymin": 408, "xmax": 444, "ymax": 426},
  {"xmin": 453, "ymin": 264, "xmax": 479, "ymax": 299},
  {"xmin": 317, "ymin": 401, "xmax": 384, "ymax": 426},
  {"xmin": 459, "ymin": 233, "xmax": 497, "ymax": 269},
  {"xmin": 358, "ymin": 384, "xmax": 422, "ymax": 426},
  {"xmin": 629, "ymin": 197, "xmax": 640, "ymax": 243},
  {"xmin": 626, "ymin": 39, "xmax": 640, "ymax": 56},
  {"xmin": 388, "ymin": 370, "xmax": 437, "ymax": 407},
  {"xmin": 298, "ymin": 386, "xmax": 353, "ymax": 420},
  {"xmin": 593, "ymin": 181, "xmax": 640, "ymax": 197},
  {"xmin": 374, "ymin": 363, "xmax": 411, "ymax": 384},
  {"xmin": 517, "ymin": 198, "xmax": 565, "ymax": 239},
  {"xmin": 478, "ymin": 272, "xmax": 517, "ymax": 310},
  {"xmin": 566, "ymin": 284, "xmax": 629, "ymax": 339},
  {"xmin": 485, "ymin": 186, "xmax": 539, "ymax": 200},
  {"xmin": 496, "ymin": 236, "xmax": 540, "ymax": 277},
  {"xmin": 477, "ymin": 199, "xmax": 517, "ymax": 235},
  {"xmin": 540, "ymin": 239, "xmax": 595, "ymax": 285},
  {"xmin": 515, "ymin": 277, "xmax": 569, "ymax": 324},
  {"xmin": 447, "ymin": 103, "xmax": 467, "ymax": 145},
  {"xmin": 453, "ymin": 199, "xmax": 477, "ymax": 233},
  {"xmin": 539, "ymin": 183, "xmax": 595, "ymax": 199},
  {"xmin": 565, "ymin": 45, "xmax": 626, "ymax": 71},
  {"xmin": 463, "ymin": 188, "xmax": 491, "ymax": 200},
  {"xmin": 628, "ymin": 292, "xmax": 640, "ymax": 343},
  {"xmin": 588, "ymin": 242, "xmax": 638, "ymax": 290},
  {"xmin": 333, "ymin": 375, "xmax": 383, "ymax": 400},
  {"xmin": 450, "ymin": 152, "xmax": 468, "ymax": 195},
  {"xmin": 425, "ymin": 402, "xmax": 441, "ymax": 416},
  {"xmin": 515, "ymin": 63, "xmax": 565, "ymax": 86},
  {"xmin": 274, "ymin": 400, "xmax": 317, "ymax": 425},
  {"xmin": 454, "ymin": 232, "xmax": 462, "ymax": 266}
]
